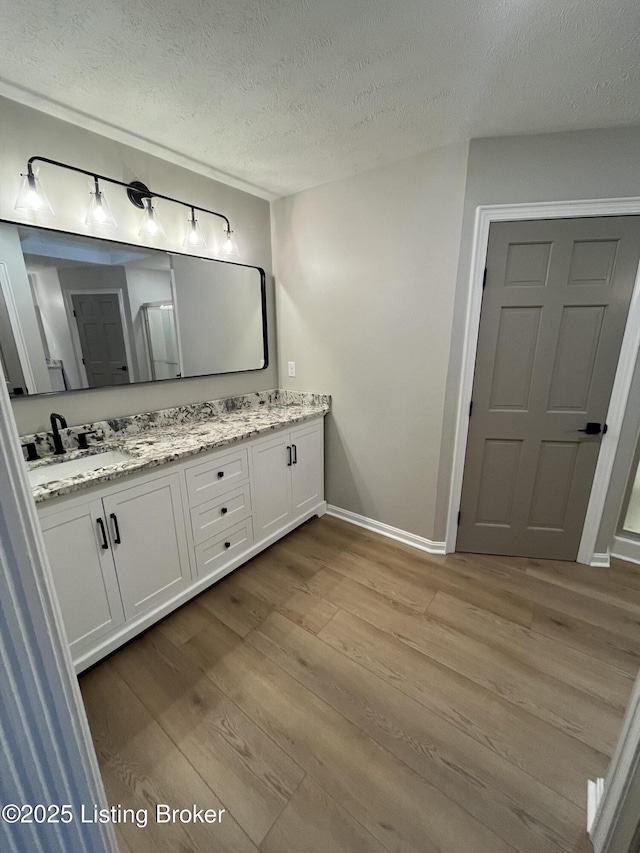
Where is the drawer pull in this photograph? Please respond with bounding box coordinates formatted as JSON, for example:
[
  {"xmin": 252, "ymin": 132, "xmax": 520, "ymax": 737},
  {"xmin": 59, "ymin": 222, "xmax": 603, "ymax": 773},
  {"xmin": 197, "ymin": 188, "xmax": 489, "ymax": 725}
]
[
  {"xmin": 218, "ymin": 471, "xmax": 225, "ymax": 478},
  {"xmin": 224, "ymin": 541, "xmax": 231, "ymax": 549},
  {"xmin": 221, "ymin": 506, "xmax": 228, "ymax": 515}
]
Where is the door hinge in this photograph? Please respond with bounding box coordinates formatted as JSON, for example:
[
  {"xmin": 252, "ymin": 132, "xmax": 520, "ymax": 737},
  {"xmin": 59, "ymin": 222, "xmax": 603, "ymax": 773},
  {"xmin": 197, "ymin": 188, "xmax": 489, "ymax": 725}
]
[
  {"xmin": 482, "ymin": 268, "xmax": 487, "ymax": 290},
  {"xmin": 469, "ymin": 400, "xmax": 473, "ymax": 417},
  {"xmin": 457, "ymin": 511, "xmax": 461, "ymax": 526},
  {"xmin": 73, "ymin": 309, "xmax": 77, "ymax": 317},
  {"xmin": 81, "ymin": 357, "xmax": 85, "ymax": 365}
]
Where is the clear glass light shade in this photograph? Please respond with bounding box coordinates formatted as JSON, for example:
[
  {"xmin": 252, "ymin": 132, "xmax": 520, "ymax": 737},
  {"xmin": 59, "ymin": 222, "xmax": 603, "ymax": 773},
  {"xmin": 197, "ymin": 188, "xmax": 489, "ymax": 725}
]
[
  {"xmin": 221, "ymin": 228, "xmax": 239, "ymax": 258},
  {"xmin": 183, "ymin": 214, "xmax": 206, "ymax": 250},
  {"xmin": 138, "ymin": 197, "xmax": 166, "ymax": 239},
  {"xmin": 14, "ymin": 170, "xmax": 54, "ymax": 215},
  {"xmin": 85, "ymin": 188, "xmax": 117, "ymax": 228}
]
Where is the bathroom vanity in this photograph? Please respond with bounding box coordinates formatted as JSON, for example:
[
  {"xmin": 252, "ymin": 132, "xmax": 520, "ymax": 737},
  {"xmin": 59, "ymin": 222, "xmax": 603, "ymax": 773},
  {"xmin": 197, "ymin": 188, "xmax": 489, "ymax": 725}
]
[{"xmin": 25, "ymin": 391, "xmax": 329, "ymax": 672}]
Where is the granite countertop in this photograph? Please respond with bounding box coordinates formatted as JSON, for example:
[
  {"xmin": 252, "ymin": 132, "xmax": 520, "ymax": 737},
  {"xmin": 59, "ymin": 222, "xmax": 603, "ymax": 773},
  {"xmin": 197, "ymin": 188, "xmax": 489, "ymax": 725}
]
[{"xmin": 25, "ymin": 390, "xmax": 330, "ymax": 504}]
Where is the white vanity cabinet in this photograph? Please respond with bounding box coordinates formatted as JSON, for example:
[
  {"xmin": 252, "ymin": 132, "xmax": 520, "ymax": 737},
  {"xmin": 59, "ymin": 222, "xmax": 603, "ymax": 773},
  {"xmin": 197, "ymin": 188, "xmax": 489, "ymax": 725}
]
[
  {"xmin": 101, "ymin": 473, "xmax": 191, "ymax": 619},
  {"xmin": 39, "ymin": 470, "xmax": 190, "ymax": 655},
  {"xmin": 36, "ymin": 415, "xmax": 325, "ymax": 671},
  {"xmin": 251, "ymin": 420, "xmax": 324, "ymax": 538},
  {"xmin": 39, "ymin": 500, "xmax": 125, "ymax": 658}
]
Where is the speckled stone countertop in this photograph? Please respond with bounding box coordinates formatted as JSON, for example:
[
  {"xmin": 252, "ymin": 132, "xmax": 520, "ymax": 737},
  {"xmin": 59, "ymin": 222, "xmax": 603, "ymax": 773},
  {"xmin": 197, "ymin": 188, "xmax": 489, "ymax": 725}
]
[{"xmin": 24, "ymin": 390, "xmax": 330, "ymax": 504}]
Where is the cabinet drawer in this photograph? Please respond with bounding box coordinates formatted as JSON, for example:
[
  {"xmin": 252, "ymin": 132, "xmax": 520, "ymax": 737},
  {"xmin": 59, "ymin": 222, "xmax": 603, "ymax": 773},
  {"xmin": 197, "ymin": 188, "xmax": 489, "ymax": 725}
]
[
  {"xmin": 185, "ymin": 447, "xmax": 249, "ymax": 507},
  {"xmin": 193, "ymin": 518, "xmax": 254, "ymax": 578},
  {"xmin": 190, "ymin": 483, "xmax": 252, "ymax": 545}
]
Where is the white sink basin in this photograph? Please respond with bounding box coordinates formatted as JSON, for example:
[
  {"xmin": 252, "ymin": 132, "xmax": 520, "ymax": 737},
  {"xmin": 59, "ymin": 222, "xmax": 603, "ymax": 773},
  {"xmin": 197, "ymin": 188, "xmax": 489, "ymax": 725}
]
[{"xmin": 28, "ymin": 450, "xmax": 133, "ymax": 487}]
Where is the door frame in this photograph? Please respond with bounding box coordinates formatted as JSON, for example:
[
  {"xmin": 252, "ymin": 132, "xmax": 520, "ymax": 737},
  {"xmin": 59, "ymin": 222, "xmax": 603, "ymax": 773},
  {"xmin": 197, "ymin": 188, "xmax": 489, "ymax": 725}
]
[
  {"xmin": 0, "ymin": 363, "xmax": 116, "ymax": 851},
  {"xmin": 63, "ymin": 287, "xmax": 135, "ymax": 387},
  {"xmin": 0, "ymin": 259, "xmax": 37, "ymax": 392},
  {"xmin": 446, "ymin": 197, "xmax": 640, "ymax": 565}
]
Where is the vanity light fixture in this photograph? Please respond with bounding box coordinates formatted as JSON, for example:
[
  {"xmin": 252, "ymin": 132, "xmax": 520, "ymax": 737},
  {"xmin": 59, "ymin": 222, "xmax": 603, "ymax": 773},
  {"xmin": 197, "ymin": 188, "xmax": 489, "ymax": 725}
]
[
  {"xmin": 85, "ymin": 177, "xmax": 117, "ymax": 228},
  {"xmin": 14, "ymin": 163, "xmax": 54, "ymax": 215},
  {"xmin": 15, "ymin": 156, "xmax": 238, "ymax": 257},
  {"xmin": 138, "ymin": 197, "xmax": 166, "ymax": 239},
  {"xmin": 221, "ymin": 227, "xmax": 239, "ymax": 258},
  {"xmin": 183, "ymin": 207, "xmax": 206, "ymax": 250}
]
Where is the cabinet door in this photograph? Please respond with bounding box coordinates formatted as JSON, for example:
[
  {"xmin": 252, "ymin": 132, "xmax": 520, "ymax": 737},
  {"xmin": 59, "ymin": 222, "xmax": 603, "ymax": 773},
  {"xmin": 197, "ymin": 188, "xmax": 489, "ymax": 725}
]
[
  {"xmin": 39, "ymin": 500, "xmax": 124, "ymax": 656},
  {"xmin": 103, "ymin": 473, "xmax": 190, "ymax": 620},
  {"xmin": 290, "ymin": 420, "xmax": 324, "ymax": 516},
  {"xmin": 251, "ymin": 432, "xmax": 292, "ymax": 538}
]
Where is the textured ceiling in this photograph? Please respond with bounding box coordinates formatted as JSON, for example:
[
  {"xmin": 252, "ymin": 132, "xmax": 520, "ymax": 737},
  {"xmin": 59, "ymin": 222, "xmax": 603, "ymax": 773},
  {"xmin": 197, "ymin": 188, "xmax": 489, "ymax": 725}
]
[{"xmin": 0, "ymin": 0, "xmax": 639, "ymax": 197}]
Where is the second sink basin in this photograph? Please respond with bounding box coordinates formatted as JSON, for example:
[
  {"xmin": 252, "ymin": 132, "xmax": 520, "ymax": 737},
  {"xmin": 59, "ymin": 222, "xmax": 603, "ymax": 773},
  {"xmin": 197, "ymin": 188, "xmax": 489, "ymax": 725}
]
[{"xmin": 28, "ymin": 450, "xmax": 134, "ymax": 487}]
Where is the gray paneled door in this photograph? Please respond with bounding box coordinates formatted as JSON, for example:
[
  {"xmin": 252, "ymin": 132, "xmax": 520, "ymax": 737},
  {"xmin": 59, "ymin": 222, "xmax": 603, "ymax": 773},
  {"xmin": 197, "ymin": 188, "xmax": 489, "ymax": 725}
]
[
  {"xmin": 457, "ymin": 217, "xmax": 640, "ymax": 560},
  {"xmin": 71, "ymin": 292, "xmax": 129, "ymax": 388}
]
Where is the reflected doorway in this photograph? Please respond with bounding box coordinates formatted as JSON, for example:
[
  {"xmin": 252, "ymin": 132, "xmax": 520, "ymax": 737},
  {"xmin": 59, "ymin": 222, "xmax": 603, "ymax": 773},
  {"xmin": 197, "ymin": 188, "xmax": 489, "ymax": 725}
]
[{"xmin": 141, "ymin": 302, "xmax": 180, "ymax": 381}]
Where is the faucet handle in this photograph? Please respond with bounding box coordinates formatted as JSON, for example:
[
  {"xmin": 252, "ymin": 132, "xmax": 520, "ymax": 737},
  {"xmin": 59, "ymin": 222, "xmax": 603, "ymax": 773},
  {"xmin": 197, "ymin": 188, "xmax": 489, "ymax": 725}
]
[
  {"xmin": 77, "ymin": 430, "xmax": 99, "ymax": 450},
  {"xmin": 21, "ymin": 442, "xmax": 39, "ymax": 462}
]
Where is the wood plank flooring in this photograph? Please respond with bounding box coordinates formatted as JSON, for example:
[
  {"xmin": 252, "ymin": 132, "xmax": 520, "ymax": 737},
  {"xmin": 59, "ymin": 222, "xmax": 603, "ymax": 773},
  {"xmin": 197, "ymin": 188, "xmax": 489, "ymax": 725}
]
[{"xmin": 80, "ymin": 515, "xmax": 640, "ymax": 853}]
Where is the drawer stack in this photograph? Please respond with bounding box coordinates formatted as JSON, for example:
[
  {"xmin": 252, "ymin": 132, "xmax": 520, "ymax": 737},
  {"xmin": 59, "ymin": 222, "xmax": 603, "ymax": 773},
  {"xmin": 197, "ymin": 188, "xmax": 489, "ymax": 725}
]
[{"xmin": 184, "ymin": 446, "xmax": 254, "ymax": 577}]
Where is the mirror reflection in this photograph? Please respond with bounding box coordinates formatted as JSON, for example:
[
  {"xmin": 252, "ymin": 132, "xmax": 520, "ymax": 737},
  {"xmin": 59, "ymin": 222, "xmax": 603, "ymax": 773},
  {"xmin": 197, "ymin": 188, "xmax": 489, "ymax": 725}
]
[{"xmin": 0, "ymin": 222, "xmax": 267, "ymax": 396}]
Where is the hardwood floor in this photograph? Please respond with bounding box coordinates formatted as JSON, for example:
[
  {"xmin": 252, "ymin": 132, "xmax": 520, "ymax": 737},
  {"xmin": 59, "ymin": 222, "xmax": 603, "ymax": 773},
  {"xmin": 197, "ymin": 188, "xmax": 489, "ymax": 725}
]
[{"xmin": 80, "ymin": 515, "xmax": 640, "ymax": 853}]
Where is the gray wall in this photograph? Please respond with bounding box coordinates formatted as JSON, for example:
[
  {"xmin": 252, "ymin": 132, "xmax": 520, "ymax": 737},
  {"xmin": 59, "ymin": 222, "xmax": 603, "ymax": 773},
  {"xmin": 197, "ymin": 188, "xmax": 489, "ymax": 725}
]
[
  {"xmin": 0, "ymin": 96, "xmax": 275, "ymax": 434},
  {"xmin": 272, "ymin": 143, "xmax": 469, "ymax": 542},
  {"xmin": 435, "ymin": 126, "xmax": 640, "ymax": 545},
  {"xmin": 171, "ymin": 255, "xmax": 265, "ymax": 376}
]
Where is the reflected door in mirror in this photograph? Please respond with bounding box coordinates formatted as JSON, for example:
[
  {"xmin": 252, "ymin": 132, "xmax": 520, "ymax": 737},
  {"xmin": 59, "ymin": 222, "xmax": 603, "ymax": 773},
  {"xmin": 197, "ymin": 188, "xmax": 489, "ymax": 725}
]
[{"xmin": 71, "ymin": 293, "xmax": 130, "ymax": 388}]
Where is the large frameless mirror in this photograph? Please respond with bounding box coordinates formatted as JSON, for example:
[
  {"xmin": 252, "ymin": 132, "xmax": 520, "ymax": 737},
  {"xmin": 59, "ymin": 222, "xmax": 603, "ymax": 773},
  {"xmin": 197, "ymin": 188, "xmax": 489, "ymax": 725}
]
[{"xmin": 0, "ymin": 221, "xmax": 267, "ymax": 397}]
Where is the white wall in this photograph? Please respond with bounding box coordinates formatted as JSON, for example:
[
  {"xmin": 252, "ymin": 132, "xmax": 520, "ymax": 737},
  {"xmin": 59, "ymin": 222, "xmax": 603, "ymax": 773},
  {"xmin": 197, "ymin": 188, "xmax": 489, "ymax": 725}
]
[
  {"xmin": 0, "ymin": 95, "xmax": 275, "ymax": 433},
  {"xmin": 272, "ymin": 143, "xmax": 469, "ymax": 542},
  {"xmin": 435, "ymin": 126, "xmax": 640, "ymax": 545}
]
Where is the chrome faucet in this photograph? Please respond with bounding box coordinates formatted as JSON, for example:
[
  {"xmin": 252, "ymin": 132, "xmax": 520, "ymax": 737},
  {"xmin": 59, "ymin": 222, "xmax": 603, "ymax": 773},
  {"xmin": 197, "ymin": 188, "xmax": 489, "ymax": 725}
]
[{"xmin": 50, "ymin": 412, "xmax": 68, "ymax": 455}]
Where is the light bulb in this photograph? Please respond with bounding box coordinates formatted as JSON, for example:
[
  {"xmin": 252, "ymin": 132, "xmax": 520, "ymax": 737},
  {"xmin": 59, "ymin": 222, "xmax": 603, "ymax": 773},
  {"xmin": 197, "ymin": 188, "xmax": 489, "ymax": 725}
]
[
  {"xmin": 138, "ymin": 196, "xmax": 166, "ymax": 239},
  {"xmin": 15, "ymin": 167, "xmax": 54, "ymax": 215},
  {"xmin": 85, "ymin": 181, "xmax": 117, "ymax": 228},
  {"xmin": 182, "ymin": 210, "xmax": 206, "ymax": 250},
  {"xmin": 221, "ymin": 228, "xmax": 239, "ymax": 258}
]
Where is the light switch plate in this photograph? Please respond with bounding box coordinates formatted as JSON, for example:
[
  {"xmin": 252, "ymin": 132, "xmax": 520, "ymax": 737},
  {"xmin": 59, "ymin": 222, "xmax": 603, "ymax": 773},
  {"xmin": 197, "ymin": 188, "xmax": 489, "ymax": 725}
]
[{"xmin": 288, "ymin": 361, "xmax": 296, "ymax": 377}]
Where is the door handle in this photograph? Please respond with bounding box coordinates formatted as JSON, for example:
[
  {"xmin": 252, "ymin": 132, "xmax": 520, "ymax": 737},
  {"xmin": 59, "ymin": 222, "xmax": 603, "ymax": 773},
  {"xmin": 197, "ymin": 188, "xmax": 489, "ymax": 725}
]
[
  {"xmin": 292, "ymin": 444, "xmax": 297, "ymax": 464},
  {"xmin": 96, "ymin": 517, "xmax": 109, "ymax": 550},
  {"xmin": 287, "ymin": 445, "xmax": 292, "ymax": 466},
  {"xmin": 110, "ymin": 512, "xmax": 122, "ymax": 544},
  {"xmin": 577, "ymin": 422, "xmax": 607, "ymax": 435},
  {"xmin": 119, "ymin": 365, "xmax": 128, "ymax": 371}
]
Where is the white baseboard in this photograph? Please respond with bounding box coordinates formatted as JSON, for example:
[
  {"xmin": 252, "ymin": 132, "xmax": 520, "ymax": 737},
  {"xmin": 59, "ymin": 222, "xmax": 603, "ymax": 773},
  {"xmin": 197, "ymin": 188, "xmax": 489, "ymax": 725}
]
[
  {"xmin": 588, "ymin": 777, "xmax": 605, "ymax": 833},
  {"xmin": 326, "ymin": 505, "xmax": 446, "ymax": 555},
  {"xmin": 590, "ymin": 552, "xmax": 611, "ymax": 568},
  {"xmin": 611, "ymin": 535, "xmax": 640, "ymax": 566}
]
